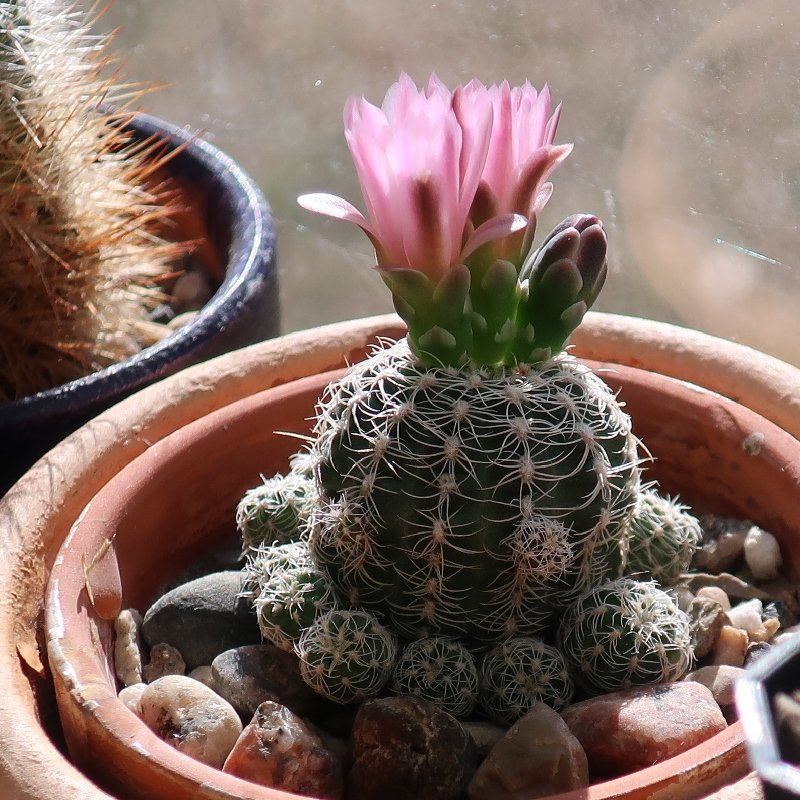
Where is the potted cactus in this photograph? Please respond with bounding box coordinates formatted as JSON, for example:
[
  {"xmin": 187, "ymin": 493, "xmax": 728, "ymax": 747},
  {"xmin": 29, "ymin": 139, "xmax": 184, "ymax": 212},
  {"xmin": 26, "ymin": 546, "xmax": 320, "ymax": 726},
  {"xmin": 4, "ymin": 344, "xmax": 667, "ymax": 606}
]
[
  {"xmin": 0, "ymin": 0, "xmax": 280, "ymax": 491},
  {"xmin": 39, "ymin": 74, "xmax": 800, "ymax": 800}
]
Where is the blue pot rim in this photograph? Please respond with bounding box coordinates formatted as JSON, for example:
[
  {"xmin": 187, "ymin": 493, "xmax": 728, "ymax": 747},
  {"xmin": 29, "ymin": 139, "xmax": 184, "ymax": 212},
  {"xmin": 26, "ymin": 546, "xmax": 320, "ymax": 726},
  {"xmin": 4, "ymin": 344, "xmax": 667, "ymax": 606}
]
[{"xmin": 0, "ymin": 111, "xmax": 277, "ymax": 425}]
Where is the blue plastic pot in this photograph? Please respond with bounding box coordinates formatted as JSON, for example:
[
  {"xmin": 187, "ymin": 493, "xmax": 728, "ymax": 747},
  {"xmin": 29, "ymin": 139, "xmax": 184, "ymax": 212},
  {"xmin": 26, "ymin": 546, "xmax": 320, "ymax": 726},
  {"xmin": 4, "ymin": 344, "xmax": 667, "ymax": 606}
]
[{"xmin": 0, "ymin": 112, "xmax": 279, "ymax": 493}]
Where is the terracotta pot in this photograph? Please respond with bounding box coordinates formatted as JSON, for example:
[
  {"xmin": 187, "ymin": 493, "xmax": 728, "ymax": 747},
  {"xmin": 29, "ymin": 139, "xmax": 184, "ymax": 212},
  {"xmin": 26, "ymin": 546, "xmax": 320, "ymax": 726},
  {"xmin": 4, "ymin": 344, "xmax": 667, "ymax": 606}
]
[
  {"xmin": 3, "ymin": 312, "xmax": 799, "ymax": 799},
  {"xmin": 43, "ymin": 338, "xmax": 800, "ymax": 799},
  {"xmin": 0, "ymin": 110, "xmax": 280, "ymax": 493}
]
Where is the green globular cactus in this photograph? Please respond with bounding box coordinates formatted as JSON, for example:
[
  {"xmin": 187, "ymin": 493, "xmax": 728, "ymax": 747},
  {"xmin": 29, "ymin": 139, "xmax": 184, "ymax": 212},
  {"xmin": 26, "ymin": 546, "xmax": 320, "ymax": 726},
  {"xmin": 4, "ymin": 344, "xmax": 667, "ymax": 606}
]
[
  {"xmin": 625, "ymin": 489, "xmax": 702, "ymax": 585},
  {"xmin": 0, "ymin": 1, "xmax": 179, "ymax": 401},
  {"xmin": 249, "ymin": 542, "xmax": 341, "ymax": 652},
  {"xmin": 478, "ymin": 636, "xmax": 574, "ymax": 725},
  {"xmin": 296, "ymin": 609, "xmax": 397, "ymax": 704},
  {"xmin": 391, "ymin": 637, "xmax": 479, "ymax": 719},
  {"xmin": 309, "ymin": 336, "xmax": 641, "ymax": 647},
  {"xmin": 236, "ymin": 471, "xmax": 315, "ymax": 552},
  {"xmin": 559, "ymin": 577, "xmax": 694, "ymax": 695}
]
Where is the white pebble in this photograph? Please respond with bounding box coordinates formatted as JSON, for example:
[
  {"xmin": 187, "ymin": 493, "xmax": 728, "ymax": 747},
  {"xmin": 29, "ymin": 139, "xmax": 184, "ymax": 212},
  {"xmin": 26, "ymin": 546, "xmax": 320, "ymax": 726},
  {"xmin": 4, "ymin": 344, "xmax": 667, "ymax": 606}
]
[
  {"xmin": 139, "ymin": 675, "xmax": 242, "ymax": 768},
  {"xmin": 744, "ymin": 526, "xmax": 782, "ymax": 580},
  {"xmin": 118, "ymin": 682, "xmax": 147, "ymax": 714},
  {"xmin": 726, "ymin": 599, "xmax": 764, "ymax": 638},
  {"xmin": 114, "ymin": 609, "xmax": 145, "ymax": 687}
]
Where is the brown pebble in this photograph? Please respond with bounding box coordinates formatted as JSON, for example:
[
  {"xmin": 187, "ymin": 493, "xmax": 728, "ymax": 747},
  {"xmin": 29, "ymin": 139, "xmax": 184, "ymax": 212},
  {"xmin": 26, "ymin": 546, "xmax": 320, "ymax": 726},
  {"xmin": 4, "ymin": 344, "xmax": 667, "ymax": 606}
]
[
  {"xmin": 143, "ymin": 642, "xmax": 186, "ymax": 682},
  {"xmin": 468, "ymin": 702, "xmax": 588, "ymax": 800},
  {"xmin": 223, "ymin": 701, "xmax": 342, "ymax": 800},
  {"xmin": 561, "ymin": 681, "xmax": 727, "ymax": 778}
]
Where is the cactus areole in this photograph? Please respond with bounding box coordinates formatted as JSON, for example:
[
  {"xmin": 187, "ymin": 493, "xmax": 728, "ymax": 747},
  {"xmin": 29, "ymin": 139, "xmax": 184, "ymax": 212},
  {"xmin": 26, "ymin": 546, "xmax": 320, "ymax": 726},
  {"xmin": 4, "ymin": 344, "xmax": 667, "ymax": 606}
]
[{"xmin": 295, "ymin": 75, "xmax": 641, "ymax": 650}]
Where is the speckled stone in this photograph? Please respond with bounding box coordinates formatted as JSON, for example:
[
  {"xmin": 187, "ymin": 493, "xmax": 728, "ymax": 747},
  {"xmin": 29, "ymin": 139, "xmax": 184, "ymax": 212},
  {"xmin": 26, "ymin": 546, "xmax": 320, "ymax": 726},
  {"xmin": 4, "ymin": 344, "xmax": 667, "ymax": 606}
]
[
  {"xmin": 142, "ymin": 571, "xmax": 261, "ymax": 669},
  {"xmin": 138, "ymin": 674, "xmax": 242, "ymax": 768},
  {"xmin": 212, "ymin": 644, "xmax": 323, "ymax": 719},
  {"xmin": 114, "ymin": 609, "xmax": 145, "ymax": 686},
  {"xmin": 468, "ymin": 703, "xmax": 588, "ymax": 800},
  {"xmin": 118, "ymin": 682, "xmax": 147, "ymax": 714},
  {"xmin": 561, "ymin": 681, "xmax": 727, "ymax": 778},
  {"xmin": 143, "ymin": 642, "xmax": 186, "ymax": 683},
  {"xmin": 348, "ymin": 696, "xmax": 475, "ymax": 800},
  {"xmin": 223, "ymin": 701, "xmax": 343, "ymax": 799},
  {"xmin": 688, "ymin": 596, "xmax": 727, "ymax": 659}
]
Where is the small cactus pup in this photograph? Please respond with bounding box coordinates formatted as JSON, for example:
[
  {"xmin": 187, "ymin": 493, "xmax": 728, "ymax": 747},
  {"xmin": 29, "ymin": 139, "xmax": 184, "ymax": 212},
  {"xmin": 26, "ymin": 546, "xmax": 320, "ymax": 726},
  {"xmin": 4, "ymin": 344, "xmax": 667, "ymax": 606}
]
[
  {"xmin": 391, "ymin": 637, "xmax": 479, "ymax": 719},
  {"xmin": 625, "ymin": 489, "xmax": 702, "ymax": 585},
  {"xmin": 558, "ymin": 577, "xmax": 694, "ymax": 695},
  {"xmin": 247, "ymin": 541, "xmax": 341, "ymax": 652},
  {"xmin": 298, "ymin": 74, "xmax": 642, "ymax": 648},
  {"xmin": 479, "ymin": 636, "xmax": 574, "ymax": 725},
  {"xmin": 296, "ymin": 609, "xmax": 397, "ymax": 704},
  {"xmin": 0, "ymin": 1, "xmax": 181, "ymax": 401},
  {"xmin": 236, "ymin": 469, "xmax": 316, "ymax": 553}
]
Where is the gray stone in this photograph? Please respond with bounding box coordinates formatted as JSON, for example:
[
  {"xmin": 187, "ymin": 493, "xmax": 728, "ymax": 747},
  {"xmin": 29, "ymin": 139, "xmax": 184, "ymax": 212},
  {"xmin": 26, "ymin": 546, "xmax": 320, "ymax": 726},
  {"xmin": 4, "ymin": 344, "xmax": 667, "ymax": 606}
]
[
  {"xmin": 682, "ymin": 572, "xmax": 770, "ymax": 602},
  {"xmin": 142, "ymin": 571, "xmax": 261, "ymax": 669},
  {"xmin": 693, "ymin": 515, "xmax": 749, "ymax": 573},
  {"xmin": 348, "ymin": 696, "xmax": 475, "ymax": 800},
  {"xmin": 143, "ymin": 642, "xmax": 185, "ymax": 682},
  {"xmin": 223, "ymin": 701, "xmax": 343, "ymax": 799},
  {"xmin": 744, "ymin": 641, "xmax": 773, "ymax": 667},
  {"xmin": 688, "ymin": 596, "xmax": 727, "ymax": 659},
  {"xmin": 211, "ymin": 644, "xmax": 323, "ymax": 719},
  {"xmin": 139, "ymin": 674, "xmax": 242, "ymax": 768},
  {"xmin": 468, "ymin": 703, "xmax": 588, "ymax": 800}
]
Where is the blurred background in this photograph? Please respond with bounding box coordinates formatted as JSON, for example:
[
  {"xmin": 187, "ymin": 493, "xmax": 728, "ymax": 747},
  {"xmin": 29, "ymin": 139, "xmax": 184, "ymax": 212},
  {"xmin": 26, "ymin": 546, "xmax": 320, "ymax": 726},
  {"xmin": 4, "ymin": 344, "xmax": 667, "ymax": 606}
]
[{"xmin": 101, "ymin": 0, "xmax": 800, "ymax": 366}]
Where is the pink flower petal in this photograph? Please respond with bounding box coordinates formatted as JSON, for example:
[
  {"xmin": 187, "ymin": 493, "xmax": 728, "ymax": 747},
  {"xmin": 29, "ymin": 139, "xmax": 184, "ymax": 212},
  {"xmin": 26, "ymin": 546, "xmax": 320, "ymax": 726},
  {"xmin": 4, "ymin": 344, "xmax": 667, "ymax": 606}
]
[{"xmin": 461, "ymin": 213, "xmax": 528, "ymax": 261}]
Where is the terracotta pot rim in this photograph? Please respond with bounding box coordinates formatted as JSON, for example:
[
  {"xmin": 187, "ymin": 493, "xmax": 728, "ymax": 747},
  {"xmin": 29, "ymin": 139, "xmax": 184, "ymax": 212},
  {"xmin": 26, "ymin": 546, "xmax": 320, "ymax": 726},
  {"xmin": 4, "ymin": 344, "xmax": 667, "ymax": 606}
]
[
  {"xmin": 5, "ymin": 312, "xmax": 800, "ymax": 800},
  {"xmin": 46, "ymin": 357, "xmax": 800, "ymax": 800}
]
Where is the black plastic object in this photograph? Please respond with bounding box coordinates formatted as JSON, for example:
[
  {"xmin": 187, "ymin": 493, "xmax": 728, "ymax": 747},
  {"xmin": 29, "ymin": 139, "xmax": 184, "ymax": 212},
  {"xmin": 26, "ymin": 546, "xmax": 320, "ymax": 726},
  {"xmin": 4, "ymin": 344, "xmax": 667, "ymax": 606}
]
[
  {"xmin": 0, "ymin": 112, "xmax": 280, "ymax": 493},
  {"xmin": 736, "ymin": 634, "xmax": 800, "ymax": 799}
]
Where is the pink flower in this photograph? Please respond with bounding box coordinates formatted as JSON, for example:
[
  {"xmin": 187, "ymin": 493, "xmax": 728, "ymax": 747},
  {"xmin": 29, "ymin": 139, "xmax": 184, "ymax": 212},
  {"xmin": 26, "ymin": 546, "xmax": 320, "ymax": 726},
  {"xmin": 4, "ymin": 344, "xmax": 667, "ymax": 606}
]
[
  {"xmin": 456, "ymin": 80, "xmax": 573, "ymax": 222},
  {"xmin": 299, "ymin": 74, "xmax": 525, "ymax": 282}
]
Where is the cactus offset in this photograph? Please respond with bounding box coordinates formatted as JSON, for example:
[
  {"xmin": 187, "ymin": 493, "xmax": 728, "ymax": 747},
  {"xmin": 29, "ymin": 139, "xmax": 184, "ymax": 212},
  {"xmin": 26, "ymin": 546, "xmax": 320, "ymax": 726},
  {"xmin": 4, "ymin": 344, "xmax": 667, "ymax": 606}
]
[
  {"xmin": 559, "ymin": 577, "xmax": 694, "ymax": 694},
  {"xmin": 626, "ymin": 490, "xmax": 702, "ymax": 585},
  {"xmin": 391, "ymin": 637, "xmax": 479, "ymax": 719},
  {"xmin": 296, "ymin": 609, "xmax": 397, "ymax": 704},
  {"xmin": 248, "ymin": 541, "xmax": 341, "ymax": 652},
  {"xmin": 237, "ymin": 471, "xmax": 315, "ymax": 553},
  {"xmin": 479, "ymin": 636, "xmax": 574, "ymax": 724},
  {"xmin": 0, "ymin": 1, "xmax": 179, "ymax": 401}
]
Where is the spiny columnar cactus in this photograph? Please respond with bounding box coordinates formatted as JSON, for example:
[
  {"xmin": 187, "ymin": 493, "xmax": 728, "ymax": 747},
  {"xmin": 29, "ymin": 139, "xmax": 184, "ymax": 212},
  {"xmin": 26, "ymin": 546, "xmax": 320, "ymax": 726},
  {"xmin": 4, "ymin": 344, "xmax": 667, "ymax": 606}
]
[
  {"xmin": 294, "ymin": 76, "xmax": 643, "ymax": 650},
  {"xmin": 391, "ymin": 637, "xmax": 479, "ymax": 718},
  {"xmin": 296, "ymin": 609, "xmax": 397, "ymax": 704},
  {"xmin": 236, "ymin": 471, "xmax": 315, "ymax": 552},
  {"xmin": 626, "ymin": 489, "xmax": 702, "ymax": 585},
  {"xmin": 309, "ymin": 339, "xmax": 640, "ymax": 646},
  {"xmin": 478, "ymin": 636, "xmax": 574, "ymax": 724},
  {"xmin": 249, "ymin": 542, "xmax": 341, "ymax": 651},
  {"xmin": 559, "ymin": 577, "xmax": 694, "ymax": 694},
  {"xmin": 0, "ymin": 1, "xmax": 179, "ymax": 400}
]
